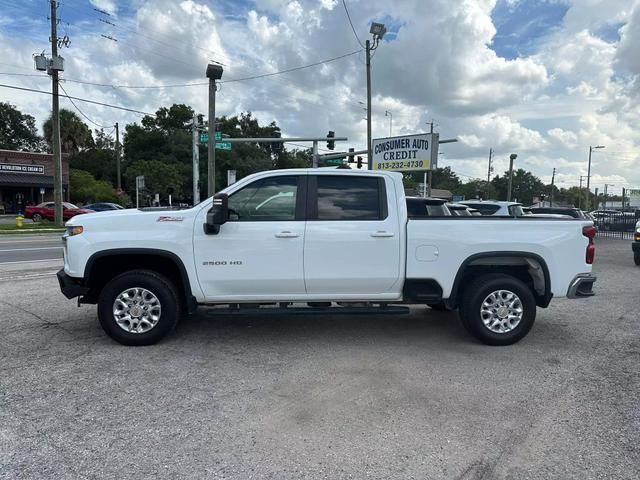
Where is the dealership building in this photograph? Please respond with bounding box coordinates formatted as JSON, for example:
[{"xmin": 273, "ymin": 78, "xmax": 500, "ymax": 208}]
[{"xmin": 0, "ymin": 149, "xmax": 69, "ymax": 214}]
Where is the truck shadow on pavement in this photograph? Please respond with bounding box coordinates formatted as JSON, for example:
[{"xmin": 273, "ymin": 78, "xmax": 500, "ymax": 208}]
[{"xmin": 168, "ymin": 307, "xmax": 473, "ymax": 348}]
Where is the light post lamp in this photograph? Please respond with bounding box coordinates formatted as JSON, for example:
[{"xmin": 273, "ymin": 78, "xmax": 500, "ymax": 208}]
[
  {"xmin": 385, "ymin": 110, "xmax": 392, "ymax": 136},
  {"xmin": 366, "ymin": 21, "xmax": 386, "ymax": 169},
  {"xmin": 506, "ymin": 153, "xmax": 518, "ymax": 201},
  {"xmin": 586, "ymin": 145, "xmax": 605, "ymax": 211},
  {"xmin": 206, "ymin": 63, "xmax": 223, "ymax": 197}
]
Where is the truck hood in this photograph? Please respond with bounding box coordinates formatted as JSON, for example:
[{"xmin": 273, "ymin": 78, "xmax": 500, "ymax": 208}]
[{"xmin": 65, "ymin": 207, "xmax": 199, "ymax": 227}]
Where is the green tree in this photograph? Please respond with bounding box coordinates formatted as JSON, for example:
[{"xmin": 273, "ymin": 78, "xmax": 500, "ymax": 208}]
[
  {"xmin": 125, "ymin": 160, "xmax": 182, "ymax": 203},
  {"xmin": 43, "ymin": 109, "xmax": 94, "ymax": 153},
  {"xmin": 458, "ymin": 180, "xmax": 497, "ymax": 200},
  {"xmin": 491, "ymin": 169, "xmax": 545, "ymax": 205},
  {"xmin": 0, "ymin": 102, "xmax": 43, "ymax": 151},
  {"xmin": 70, "ymin": 169, "xmax": 119, "ymax": 204}
]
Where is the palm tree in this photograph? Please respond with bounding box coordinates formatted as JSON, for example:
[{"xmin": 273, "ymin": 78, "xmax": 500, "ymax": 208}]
[{"xmin": 43, "ymin": 109, "xmax": 94, "ymax": 153}]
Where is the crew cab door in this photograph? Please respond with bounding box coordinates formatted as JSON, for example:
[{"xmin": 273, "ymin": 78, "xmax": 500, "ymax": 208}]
[
  {"xmin": 193, "ymin": 174, "xmax": 307, "ymax": 301},
  {"xmin": 303, "ymin": 174, "xmax": 402, "ymax": 297}
]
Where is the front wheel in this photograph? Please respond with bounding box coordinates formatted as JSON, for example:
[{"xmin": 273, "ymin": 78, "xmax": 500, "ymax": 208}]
[
  {"xmin": 634, "ymin": 252, "xmax": 640, "ymax": 266},
  {"xmin": 97, "ymin": 270, "xmax": 180, "ymax": 346},
  {"xmin": 459, "ymin": 273, "xmax": 536, "ymax": 346},
  {"xmin": 32, "ymin": 213, "xmax": 42, "ymax": 223}
]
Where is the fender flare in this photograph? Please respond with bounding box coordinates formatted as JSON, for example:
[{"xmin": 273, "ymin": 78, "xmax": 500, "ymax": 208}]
[{"xmin": 448, "ymin": 251, "xmax": 552, "ymax": 308}]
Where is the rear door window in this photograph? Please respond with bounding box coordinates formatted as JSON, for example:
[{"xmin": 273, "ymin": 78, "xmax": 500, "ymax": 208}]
[{"xmin": 314, "ymin": 176, "xmax": 385, "ymax": 220}]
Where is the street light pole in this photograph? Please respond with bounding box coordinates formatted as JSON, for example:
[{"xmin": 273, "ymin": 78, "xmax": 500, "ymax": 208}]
[
  {"xmin": 206, "ymin": 63, "xmax": 223, "ymax": 197},
  {"xmin": 366, "ymin": 22, "xmax": 386, "ymax": 170},
  {"xmin": 586, "ymin": 145, "xmax": 605, "ymax": 211},
  {"xmin": 366, "ymin": 39, "xmax": 372, "ymax": 168},
  {"xmin": 506, "ymin": 153, "xmax": 517, "ymax": 202}
]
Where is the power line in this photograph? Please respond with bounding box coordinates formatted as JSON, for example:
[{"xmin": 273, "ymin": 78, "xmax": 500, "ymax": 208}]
[
  {"xmin": 0, "ymin": 83, "xmax": 154, "ymax": 116},
  {"xmin": 221, "ymin": 50, "xmax": 361, "ymax": 84},
  {"xmin": 341, "ymin": 0, "xmax": 365, "ymax": 49},
  {"xmin": 58, "ymin": 82, "xmax": 110, "ymax": 128}
]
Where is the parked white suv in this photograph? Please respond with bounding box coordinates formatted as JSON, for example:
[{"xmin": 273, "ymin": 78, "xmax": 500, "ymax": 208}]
[{"xmin": 459, "ymin": 200, "xmax": 525, "ymax": 216}]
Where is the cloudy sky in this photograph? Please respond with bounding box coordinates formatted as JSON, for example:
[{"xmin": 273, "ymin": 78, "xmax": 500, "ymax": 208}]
[{"xmin": 1, "ymin": 0, "xmax": 639, "ymax": 194}]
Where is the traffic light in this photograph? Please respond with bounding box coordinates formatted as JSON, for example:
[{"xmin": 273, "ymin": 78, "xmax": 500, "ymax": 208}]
[
  {"xmin": 326, "ymin": 130, "xmax": 335, "ymax": 150},
  {"xmin": 347, "ymin": 147, "xmax": 354, "ymax": 163},
  {"xmin": 356, "ymin": 156, "xmax": 363, "ymax": 169}
]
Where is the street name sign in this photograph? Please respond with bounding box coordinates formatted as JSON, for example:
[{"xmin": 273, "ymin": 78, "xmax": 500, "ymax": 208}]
[
  {"xmin": 372, "ymin": 133, "xmax": 439, "ymax": 172},
  {"xmin": 199, "ymin": 132, "xmax": 222, "ymax": 142}
]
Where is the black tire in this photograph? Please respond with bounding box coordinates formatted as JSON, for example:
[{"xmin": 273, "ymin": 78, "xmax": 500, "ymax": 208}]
[
  {"xmin": 97, "ymin": 269, "xmax": 180, "ymax": 346},
  {"xmin": 426, "ymin": 301, "xmax": 452, "ymax": 311},
  {"xmin": 32, "ymin": 213, "xmax": 42, "ymax": 223},
  {"xmin": 459, "ymin": 273, "xmax": 536, "ymax": 346},
  {"xmin": 634, "ymin": 252, "xmax": 640, "ymax": 266}
]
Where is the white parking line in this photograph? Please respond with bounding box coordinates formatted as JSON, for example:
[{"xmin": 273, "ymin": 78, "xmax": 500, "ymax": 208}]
[{"xmin": 0, "ymin": 247, "xmax": 63, "ymax": 252}]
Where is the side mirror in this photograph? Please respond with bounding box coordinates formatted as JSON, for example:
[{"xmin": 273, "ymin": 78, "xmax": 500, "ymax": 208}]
[{"xmin": 203, "ymin": 193, "xmax": 229, "ymax": 235}]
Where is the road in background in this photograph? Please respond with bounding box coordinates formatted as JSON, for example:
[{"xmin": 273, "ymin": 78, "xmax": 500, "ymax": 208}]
[
  {"xmin": 0, "ymin": 239, "xmax": 638, "ymax": 479},
  {"xmin": 0, "ymin": 233, "xmax": 63, "ymax": 264}
]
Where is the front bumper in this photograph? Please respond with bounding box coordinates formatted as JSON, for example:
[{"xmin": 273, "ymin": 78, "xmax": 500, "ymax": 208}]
[
  {"xmin": 566, "ymin": 273, "xmax": 597, "ymax": 298},
  {"xmin": 57, "ymin": 269, "xmax": 89, "ymax": 299}
]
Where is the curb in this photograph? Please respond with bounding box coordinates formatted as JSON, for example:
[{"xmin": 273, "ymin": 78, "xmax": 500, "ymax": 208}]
[{"xmin": 0, "ymin": 229, "xmax": 65, "ymax": 235}]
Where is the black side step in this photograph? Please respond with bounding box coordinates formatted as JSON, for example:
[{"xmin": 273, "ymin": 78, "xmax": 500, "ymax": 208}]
[{"xmin": 206, "ymin": 305, "xmax": 410, "ymax": 316}]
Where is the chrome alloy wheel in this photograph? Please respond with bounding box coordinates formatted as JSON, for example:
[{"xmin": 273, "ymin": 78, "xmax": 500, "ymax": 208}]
[
  {"xmin": 480, "ymin": 289, "xmax": 523, "ymax": 334},
  {"xmin": 113, "ymin": 287, "xmax": 162, "ymax": 334}
]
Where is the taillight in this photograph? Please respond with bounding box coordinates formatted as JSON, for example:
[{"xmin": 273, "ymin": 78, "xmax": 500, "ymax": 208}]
[{"xmin": 583, "ymin": 225, "xmax": 596, "ymax": 264}]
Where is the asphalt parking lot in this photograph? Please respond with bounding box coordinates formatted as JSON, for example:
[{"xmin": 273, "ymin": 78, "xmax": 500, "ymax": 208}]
[{"xmin": 1, "ymin": 238, "xmax": 638, "ymax": 479}]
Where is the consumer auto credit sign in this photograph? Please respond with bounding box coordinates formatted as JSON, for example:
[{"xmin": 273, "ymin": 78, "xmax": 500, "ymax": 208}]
[{"xmin": 372, "ymin": 133, "xmax": 439, "ymax": 172}]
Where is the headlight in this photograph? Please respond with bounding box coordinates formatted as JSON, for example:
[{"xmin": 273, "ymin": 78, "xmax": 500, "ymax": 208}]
[{"xmin": 66, "ymin": 225, "xmax": 84, "ymax": 236}]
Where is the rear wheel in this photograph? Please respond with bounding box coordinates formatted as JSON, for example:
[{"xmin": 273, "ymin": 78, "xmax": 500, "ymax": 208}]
[
  {"xmin": 459, "ymin": 273, "xmax": 536, "ymax": 346},
  {"xmin": 97, "ymin": 270, "xmax": 180, "ymax": 346},
  {"xmin": 634, "ymin": 252, "xmax": 640, "ymax": 266}
]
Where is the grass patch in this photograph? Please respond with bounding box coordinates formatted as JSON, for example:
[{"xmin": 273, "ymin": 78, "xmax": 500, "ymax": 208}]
[{"xmin": 0, "ymin": 222, "xmax": 65, "ymax": 233}]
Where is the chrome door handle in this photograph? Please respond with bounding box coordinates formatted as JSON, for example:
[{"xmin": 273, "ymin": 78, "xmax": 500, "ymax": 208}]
[
  {"xmin": 275, "ymin": 231, "xmax": 300, "ymax": 238},
  {"xmin": 370, "ymin": 231, "xmax": 395, "ymax": 238}
]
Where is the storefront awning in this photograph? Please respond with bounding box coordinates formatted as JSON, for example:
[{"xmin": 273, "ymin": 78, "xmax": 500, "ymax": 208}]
[{"xmin": 0, "ymin": 173, "xmax": 54, "ymax": 188}]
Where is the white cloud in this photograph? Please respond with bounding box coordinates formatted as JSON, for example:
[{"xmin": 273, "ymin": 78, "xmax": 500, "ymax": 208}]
[{"xmin": 89, "ymin": 0, "xmax": 118, "ymax": 16}]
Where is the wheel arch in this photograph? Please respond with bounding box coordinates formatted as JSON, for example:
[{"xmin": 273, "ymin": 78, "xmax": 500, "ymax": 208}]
[
  {"xmin": 83, "ymin": 248, "xmax": 197, "ymax": 314},
  {"xmin": 448, "ymin": 251, "xmax": 552, "ymax": 308}
]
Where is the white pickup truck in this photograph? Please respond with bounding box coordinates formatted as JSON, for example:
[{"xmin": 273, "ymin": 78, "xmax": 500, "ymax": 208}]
[{"xmin": 57, "ymin": 168, "xmax": 597, "ymax": 346}]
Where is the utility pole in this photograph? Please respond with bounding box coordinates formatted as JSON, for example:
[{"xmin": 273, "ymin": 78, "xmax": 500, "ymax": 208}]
[
  {"xmin": 206, "ymin": 64, "xmax": 223, "ymax": 197},
  {"xmin": 192, "ymin": 112, "xmax": 200, "ymax": 205},
  {"xmin": 50, "ymin": 0, "xmax": 63, "ymax": 226},
  {"xmin": 487, "ymin": 148, "xmax": 493, "ymax": 184},
  {"xmin": 114, "ymin": 122, "xmax": 121, "ymax": 190},
  {"xmin": 427, "ymin": 121, "xmax": 434, "ymax": 197},
  {"xmin": 579, "ymin": 175, "xmax": 587, "ymax": 209},
  {"xmin": 385, "ymin": 110, "xmax": 392, "ymax": 137},
  {"xmin": 586, "ymin": 145, "xmax": 605, "ymax": 211},
  {"xmin": 550, "ymin": 167, "xmax": 556, "ymax": 207}
]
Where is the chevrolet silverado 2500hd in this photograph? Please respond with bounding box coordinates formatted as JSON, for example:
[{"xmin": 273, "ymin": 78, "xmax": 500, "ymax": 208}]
[{"xmin": 57, "ymin": 168, "xmax": 597, "ymax": 346}]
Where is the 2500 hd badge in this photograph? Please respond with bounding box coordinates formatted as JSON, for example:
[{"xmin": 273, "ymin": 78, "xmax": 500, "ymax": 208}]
[{"xmin": 202, "ymin": 260, "xmax": 243, "ymax": 266}]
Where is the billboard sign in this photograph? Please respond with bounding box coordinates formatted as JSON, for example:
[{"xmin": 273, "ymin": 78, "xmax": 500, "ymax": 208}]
[{"xmin": 372, "ymin": 133, "xmax": 439, "ymax": 172}]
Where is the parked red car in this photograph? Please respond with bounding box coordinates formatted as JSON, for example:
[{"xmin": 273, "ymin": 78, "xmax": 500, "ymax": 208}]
[{"xmin": 24, "ymin": 202, "xmax": 95, "ymax": 222}]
